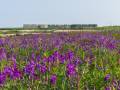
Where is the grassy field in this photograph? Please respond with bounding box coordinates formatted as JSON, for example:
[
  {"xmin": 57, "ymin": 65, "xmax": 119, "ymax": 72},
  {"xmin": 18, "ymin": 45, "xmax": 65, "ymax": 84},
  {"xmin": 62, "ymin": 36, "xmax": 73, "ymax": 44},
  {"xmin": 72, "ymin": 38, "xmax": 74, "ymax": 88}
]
[
  {"xmin": 0, "ymin": 29, "xmax": 102, "ymax": 37},
  {"xmin": 1, "ymin": 25, "xmax": 120, "ymax": 37},
  {"xmin": 0, "ymin": 30, "xmax": 120, "ymax": 90}
]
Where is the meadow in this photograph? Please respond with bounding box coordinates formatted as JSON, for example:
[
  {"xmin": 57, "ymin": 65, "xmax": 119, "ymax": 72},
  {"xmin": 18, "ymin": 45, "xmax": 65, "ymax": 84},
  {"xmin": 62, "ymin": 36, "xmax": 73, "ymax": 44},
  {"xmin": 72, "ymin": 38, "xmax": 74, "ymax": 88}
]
[{"xmin": 0, "ymin": 31, "xmax": 120, "ymax": 90}]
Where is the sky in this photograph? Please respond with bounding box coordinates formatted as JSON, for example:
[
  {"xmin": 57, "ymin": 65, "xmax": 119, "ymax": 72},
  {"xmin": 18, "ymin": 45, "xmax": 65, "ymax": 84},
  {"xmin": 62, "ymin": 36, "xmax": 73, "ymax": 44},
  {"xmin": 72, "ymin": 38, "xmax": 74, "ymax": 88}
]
[{"xmin": 0, "ymin": 0, "xmax": 120, "ymax": 27}]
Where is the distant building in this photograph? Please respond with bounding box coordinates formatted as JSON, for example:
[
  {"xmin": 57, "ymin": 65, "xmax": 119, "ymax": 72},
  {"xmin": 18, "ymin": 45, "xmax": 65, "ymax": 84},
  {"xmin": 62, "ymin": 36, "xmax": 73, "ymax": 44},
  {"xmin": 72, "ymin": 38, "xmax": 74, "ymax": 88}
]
[
  {"xmin": 23, "ymin": 24, "xmax": 97, "ymax": 29},
  {"xmin": 38, "ymin": 24, "xmax": 48, "ymax": 29},
  {"xmin": 23, "ymin": 24, "xmax": 38, "ymax": 29}
]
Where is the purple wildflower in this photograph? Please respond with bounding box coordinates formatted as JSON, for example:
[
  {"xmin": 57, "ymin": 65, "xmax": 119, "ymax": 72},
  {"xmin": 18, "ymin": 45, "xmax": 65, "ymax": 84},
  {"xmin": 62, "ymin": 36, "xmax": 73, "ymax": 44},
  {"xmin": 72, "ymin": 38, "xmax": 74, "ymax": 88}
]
[
  {"xmin": 4, "ymin": 66, "xmax": 13, "ymax": 76},
  {"xmin": 11, "ymin": 55, "xmax": 17, "ymax": 67},
  {"xmin": 53, "ymin": 51, "xmax": 60, "ymax": 60},
  {"xmin": 31, "ymin": 53, "xmax": 35, "ymax": 59},
  {"xmin": 118, "ymin": 85, "xmax": 120, "ymax": 90},
  {"xmin": 0, "ymin": 72, "xmax": 6, "ymax": 85},
  {"xmin": 67, "ymin": 50, "xmax": 74, "ymax": 60},
  {"xmin": 36, "ymin": 55, "xmax": 41, "ymax": 61},
  {"xmin": 11, "ymin": 55, "xmax": 16, "ymax": 62},
  {"xmin": 23, "ymin": 60, "xmax": 36, "ymax": 75},
  {"xmin": 24, "ymin": 65, "xmax": 34, "ymax": 75},
  {"xmin": 50, "ymin": 74, "xmax": 57, "ymax": 85},
  {"xmin": 4, "ymin": 66, "xmax": 21, "ymax": 80},
  {"xmin": 112, "ymin": 80, "xmax": 117, "ymax": 88},
  {"xmin": 36, "ymin": 64, "xmax": 47, "ymax": 74},
  {"xmin": 104, "ymin": 74, "xmax": 110, "ymax": 81},
  {"xmin": 58, "ymin": 54, "xmax": 65, "ymax": 64},
  {"xmin": 43, "ymin": 57, "xmax": 48, "ymax": 63},
  {"xmin": 105, "ymin": 86, "xmax": 111, "ymax": 90},
  {"xmin": 118, "ymin": 50, "xmax": 120, "ymax": 54},
  {"xmin": 12, "ymin": 68, "xmax": 22, "ymax": 80},
  {"xmin": 66, "ymin": 63, "xmax": 76, "ymax": 77},
  {"xmin": 0, "ymin": 39, "xmax": 4, "ymax": 46},
  {"xmin": 40, "ymin": 65, "xmax": 47, "ymax": 74},
  {"xmin": 48, "ymin": 55, "xmax": 56, "ymax": 62},
  {"xmin": 0, "ymin": 48, "xmax": 7, "ymax": 61},
  {"xmin": 74, "ymin": 58, "xmax": 83, "ymax": 65}
]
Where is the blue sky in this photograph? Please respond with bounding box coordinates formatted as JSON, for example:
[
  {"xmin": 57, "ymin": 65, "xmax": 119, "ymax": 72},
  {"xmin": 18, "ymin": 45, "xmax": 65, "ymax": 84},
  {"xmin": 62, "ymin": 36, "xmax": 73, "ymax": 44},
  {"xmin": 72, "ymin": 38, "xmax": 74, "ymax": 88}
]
[{"xmin": 0, "ymin": 0, "xmax": 120, "ymax": 27}]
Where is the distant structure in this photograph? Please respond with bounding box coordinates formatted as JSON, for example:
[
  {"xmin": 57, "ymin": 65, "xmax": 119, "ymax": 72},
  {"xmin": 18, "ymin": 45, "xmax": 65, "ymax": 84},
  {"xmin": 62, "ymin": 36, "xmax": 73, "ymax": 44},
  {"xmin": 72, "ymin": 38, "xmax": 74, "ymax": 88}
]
[
  {"xmin": 38, "ymin": 24, "xmax": 48, "ymax": 29},
  {"xmin": 23, "ymin": 24, "xmax": 97, "ymax": 29},
  {"xmin": 23, "ymin": 24, "xmax": 38, "ymax": 29}
]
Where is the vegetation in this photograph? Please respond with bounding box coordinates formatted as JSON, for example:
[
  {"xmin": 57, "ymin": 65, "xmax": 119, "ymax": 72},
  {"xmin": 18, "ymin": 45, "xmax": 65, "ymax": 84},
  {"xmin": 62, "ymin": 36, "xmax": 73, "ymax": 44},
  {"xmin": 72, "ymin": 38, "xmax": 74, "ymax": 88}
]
[
  {"xmin": 0, "ymin": 31, "xmax": 120, "ymax": 90},
  {"xmin": 96, "ymin": 26, "xmax": 120, "ymax": 31}
]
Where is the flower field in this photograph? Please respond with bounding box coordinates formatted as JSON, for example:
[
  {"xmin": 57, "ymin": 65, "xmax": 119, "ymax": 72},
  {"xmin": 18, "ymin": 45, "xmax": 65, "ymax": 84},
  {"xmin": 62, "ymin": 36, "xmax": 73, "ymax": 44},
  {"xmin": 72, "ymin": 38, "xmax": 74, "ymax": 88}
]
[{"xmin": 0, "ymin": 31, "xmax": 120, "ymax": 90}]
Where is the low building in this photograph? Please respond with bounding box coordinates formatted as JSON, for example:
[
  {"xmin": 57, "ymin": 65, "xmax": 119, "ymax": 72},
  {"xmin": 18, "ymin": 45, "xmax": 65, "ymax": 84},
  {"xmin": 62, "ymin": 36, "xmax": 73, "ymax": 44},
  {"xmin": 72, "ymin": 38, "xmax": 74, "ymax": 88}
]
[
  {"xmin": 23, "ymin": 24, "xmax": 38, "ymax": 29},
  {"xmin": 23, "ymin": 24, "xmax": 97, "ymax": 29},
  {"xmin": 38, "ymin": 24, "xmax": 48, "ymax": 29}
]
